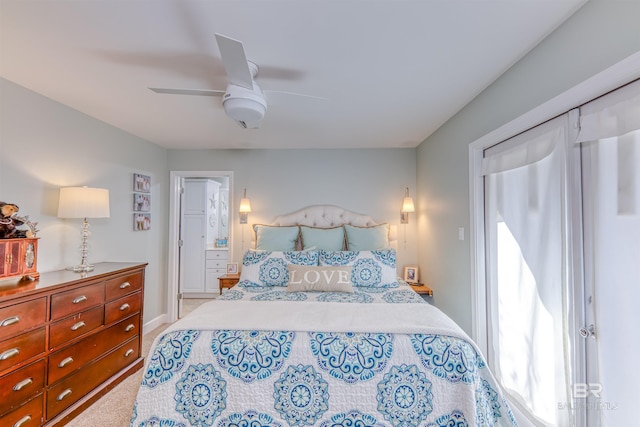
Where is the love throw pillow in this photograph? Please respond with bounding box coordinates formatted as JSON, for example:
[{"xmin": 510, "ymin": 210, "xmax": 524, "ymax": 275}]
[{"xmin": 286, "ymin": 265, "xmax": 354, "ymax": 293}]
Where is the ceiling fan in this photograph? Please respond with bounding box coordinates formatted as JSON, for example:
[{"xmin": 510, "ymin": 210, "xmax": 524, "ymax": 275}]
[{"xmin": 149, "ymin": 34, "xmax": 325, "ymax": 129}]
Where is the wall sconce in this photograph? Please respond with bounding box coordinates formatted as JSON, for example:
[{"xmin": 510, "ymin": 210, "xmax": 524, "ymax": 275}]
[
  {"xmin": 57, "ymin": 186, "xmax": 110, "ymax": 272},
  {"xmin": 400, "ymin": 187, "xmax": 415, "ymax": 224},
  {"xmin": 238, "ymin": 188, "xmax": 252, "ymax": 224}
]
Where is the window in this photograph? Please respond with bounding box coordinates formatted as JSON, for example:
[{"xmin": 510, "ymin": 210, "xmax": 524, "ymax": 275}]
[{"xmin": 472, "ymin": 79, "xmax": 640, "ymax": 426}]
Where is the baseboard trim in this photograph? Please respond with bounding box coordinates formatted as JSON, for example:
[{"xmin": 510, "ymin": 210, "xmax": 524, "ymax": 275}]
[{"xmin": 143, "ymin": 313, "xmax": 167, "ymax": 335}]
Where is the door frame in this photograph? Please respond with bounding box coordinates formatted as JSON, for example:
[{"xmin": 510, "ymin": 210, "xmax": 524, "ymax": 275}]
[{"xmin": 167, "ymin": 170, "xmax": 234, "ymax": 323}]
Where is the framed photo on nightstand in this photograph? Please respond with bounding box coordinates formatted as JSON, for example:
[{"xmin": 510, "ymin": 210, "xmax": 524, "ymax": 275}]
[
  {"xmin": 403, "ymin": 265, "xmax": 419, "ymax": 283},
  {"xmin": 226, "ymin": 263, "xmax": 239, "ymax": 275}
]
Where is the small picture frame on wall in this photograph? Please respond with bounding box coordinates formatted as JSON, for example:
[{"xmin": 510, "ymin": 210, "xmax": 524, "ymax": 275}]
[
  {"xmin": 133, "ymin": 173, "xmax": 151, "ymax": 193},
  {"xmin": 134, "ymin": 213, "xmax": 151, "ymax": 231},
  {"xmin": 226, "ymin": 263, "xmax": 239, "ymax": 275},
  {"xmin": 133, "ymin": 193, "xmax": 151, "ymax": 212},
  {"xmin": 403, "ymin": 265, "xmax": 419, "ymax": 284}
]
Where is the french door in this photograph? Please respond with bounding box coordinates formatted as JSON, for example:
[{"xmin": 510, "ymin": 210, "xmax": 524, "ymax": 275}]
[{"xmin": 480, "ymin": 80, "xmax": 640, "ymax": 426}]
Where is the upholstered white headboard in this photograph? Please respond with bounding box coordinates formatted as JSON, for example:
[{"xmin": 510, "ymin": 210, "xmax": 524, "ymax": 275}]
[{"xmin": 251, "ymin": 205, "xmax": 397, "ymax": 249}]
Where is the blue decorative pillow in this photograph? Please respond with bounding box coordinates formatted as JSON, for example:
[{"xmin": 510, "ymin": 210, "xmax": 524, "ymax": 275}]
[
  {"xmin": 240, "ymin": 250, "xmax": 319, "ymax": 287},
  {"xmin": 300, "ymin": 226, "xmax": 345, "ymax": 251},
  {"xmin": 319, "ymin": 249, "xmax": 398, "ymax": 288},
  {"xmin": 254, "ymin": 225, "xmax": 300, "ymax": 251},
  {"xmin": 344, "ymin": 224, "xmax": 390, "ymax": 250}
]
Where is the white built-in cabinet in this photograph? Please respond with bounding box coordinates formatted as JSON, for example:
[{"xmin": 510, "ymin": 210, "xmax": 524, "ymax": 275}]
[{"xmin": 181, "ymin": 179, "xmax": 228, "ymax": 296}]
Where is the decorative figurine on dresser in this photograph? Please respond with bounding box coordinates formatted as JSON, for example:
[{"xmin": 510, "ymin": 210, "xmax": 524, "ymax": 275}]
[{"xmin": 0, "ymin": 202, "xmax": 40, "ymax": 282}]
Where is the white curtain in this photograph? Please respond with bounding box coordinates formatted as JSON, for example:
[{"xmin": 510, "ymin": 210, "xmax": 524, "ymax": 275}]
[
  {"xmin": 483, "ymin": 116, "xmax": 573, "ymax": 426},
  {"xmin": 579, "ymin": 79, "xmax": 640, "ymax": 425}
]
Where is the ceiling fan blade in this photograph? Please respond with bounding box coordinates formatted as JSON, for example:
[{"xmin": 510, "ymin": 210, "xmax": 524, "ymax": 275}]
[
  {"xmin": 215, "ymin": 33, "xmax": 254, "ymax": 90},
  {"xmin": 263, "ymin": 90, "xmax": 328, "ymax": 107},
  {"xmin": 149, "ymin": 87, "xmax": 225, "ymax": 97}
]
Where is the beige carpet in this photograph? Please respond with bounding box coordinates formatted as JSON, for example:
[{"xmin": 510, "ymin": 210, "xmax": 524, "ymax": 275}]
[{"xmin": 65, "ymin": 298, "xmax": 212, "ymax": 427}]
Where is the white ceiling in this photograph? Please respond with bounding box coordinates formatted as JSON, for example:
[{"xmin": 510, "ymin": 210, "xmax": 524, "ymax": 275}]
[{"xmin": 0, "ymin": 0, "xmax": 585, "ymax": 150}]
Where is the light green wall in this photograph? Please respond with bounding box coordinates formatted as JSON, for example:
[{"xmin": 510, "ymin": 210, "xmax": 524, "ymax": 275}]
[
  {"xmin": 416, "ymin": 0, "xmax": 640, "ymax": 334},
  {"xmin": 0, "ymin": 78, "xmax": 169, "ymax": 323},
  {"xmin": 168, "ymin": 148, "xmax": 418, "ymax": 268}
]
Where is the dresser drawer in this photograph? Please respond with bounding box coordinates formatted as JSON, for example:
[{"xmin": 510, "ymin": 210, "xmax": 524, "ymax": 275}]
[
  {"xmin": 50, "ymin": 283, "xmax": 105, "ymax": 321},
  {"xmin": 47, "ymin": 337, "xmax": 140, "ymax": 419},
  {"xmin": 0, "ymin": 298, "xmax": 46, "ymax": 342},
  {"xmin": 0, "ymin": 394, "xmax": 43, "ymax": 427},
  {"xmin": 48, "ymin": 314, "xmax": 140, "ymax": 384},
  {"xmin": 105, "ymin": 292, "xmax": 141, "ymax": 325},
  {"xmin": 49, "ymin": 306, "xmax": 104, "ymax": 349},
  {"xmin": 206, "ymin": 250, "xmax": 228, "ymax": 260},
  {"xmin": 0, "ymin": 359, "xmax": 45, "ymax": 417},
  {"xmin": 0, "ymin": 328, "xmax": 46, "ymax": 374},
  {"xmin": 105, "ymin": 271, "xmax": 143, "ymax": 301},
  {"xmin": 206, "ymin": 259, "xmax": 227, "ymax": 269}
]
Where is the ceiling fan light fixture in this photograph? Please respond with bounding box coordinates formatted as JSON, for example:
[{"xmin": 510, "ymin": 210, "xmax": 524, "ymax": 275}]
[{"xmin": 223, "ymin": 83, "xmax": 267, "ymax": 122}]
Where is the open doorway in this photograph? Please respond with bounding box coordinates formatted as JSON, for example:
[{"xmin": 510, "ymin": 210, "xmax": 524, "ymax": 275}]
[{"xmin": 167, "ymin": 171, "xmax": 234, "ymax": 322}]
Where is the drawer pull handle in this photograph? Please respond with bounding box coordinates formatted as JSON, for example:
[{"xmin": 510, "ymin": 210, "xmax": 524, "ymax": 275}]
[
  {"xmin": 57, "ymin": 388, "xmax": 72, "ymax": 401},
  {"xmin": 125, "ymin": 324, "xmax": 135, "ymax": 332},
  {"xmin": 1, "ymin": 316, "xmax": 20, "ymax": 327},
  {"xmin": 71, "ymin": 321, "xmax": 86, "ymax": 331},
  {"xmin": 119, "ymin": 281, "xmax": 131, "ymax": 289},
  {"xmin": 125, "ymin": 348, "xmax": 134, "ymax": 357},
  {"xmin": 13, "ymin": 415, "xmax": 32, "ymax": 427},
  {"xmin": 72, "ymin": 295, "xmax": 87, "ymax": 304},
  {"xmin": 119, "ymin": 303, "xmax": 130, "ymax": 311},
  {"xmin": 0, "ymin": 348, "xmax": 20, "ymax": 360},
  {"xmin": 58, "ymin": 356, "xmax": 74, "ymax": 368},
  {"xmin": 13, "ymin": 377, "xmax": 33, "ymax": 391}
]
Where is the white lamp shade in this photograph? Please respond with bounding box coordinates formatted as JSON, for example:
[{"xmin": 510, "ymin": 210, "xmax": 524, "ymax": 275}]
[
  {"xmin": 58, "ymin": 187, "xmax": 110, "ymax": 219},
  {"xmin": 401, "ymin": 197, "xmax": 415, "ymax": 213},
  {"xmin": 239, "ymin": 197, "xmax": 252, "ymax": 213}
]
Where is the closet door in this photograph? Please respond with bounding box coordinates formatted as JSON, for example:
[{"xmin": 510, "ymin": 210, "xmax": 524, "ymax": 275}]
[{"xmin": 181, "ymin": 214, "xmax": 206, "ymax": 293}]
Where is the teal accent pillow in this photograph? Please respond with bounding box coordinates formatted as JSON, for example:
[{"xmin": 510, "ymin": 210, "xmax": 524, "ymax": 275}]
[
  {"xmin": 254, "ymin": 225, "xmax": 300, "ymax": 251},
  {"xmin": 345, "ymin": 224, "xmax": 390, "ymax": 250},
  {"xmin": 300, "ymin": 226, "xmax": 345, "ymax": 251}
]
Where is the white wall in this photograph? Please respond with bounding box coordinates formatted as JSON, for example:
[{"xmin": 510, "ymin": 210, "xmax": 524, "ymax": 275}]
[
  {"xmin": 168, "ymin": 148, "xmax": 418, "ymax": 269},
  {"xmin": 416, "ymin": 0, "xmax": 640, "ymax": 334},
  {"xmin": 0, "ymin": 78, "xmax": 169, "ymax": 323}
]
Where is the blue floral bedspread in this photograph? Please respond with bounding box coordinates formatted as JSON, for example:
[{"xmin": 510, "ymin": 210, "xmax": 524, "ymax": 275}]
[{"xmin": 130, "ymin": 283, "xmax": 517, "ymax": 427}]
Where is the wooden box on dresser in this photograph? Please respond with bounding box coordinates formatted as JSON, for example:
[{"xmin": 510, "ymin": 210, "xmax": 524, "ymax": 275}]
[{"xmin": 0, "ymin": 262, "xmax": 147, "ymax": 427}]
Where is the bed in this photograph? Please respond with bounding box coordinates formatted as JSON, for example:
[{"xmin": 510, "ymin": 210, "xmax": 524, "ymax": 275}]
[{"xmin": 130, "ymin": 206, "xmax": 517, "ymax": 427}]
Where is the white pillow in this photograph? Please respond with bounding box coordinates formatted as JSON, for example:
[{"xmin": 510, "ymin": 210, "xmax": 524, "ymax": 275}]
[
  {"xmin": 239, "ymin": 250, "xmax": 318, "ymax": 287},
  {"xmin": 319, "ymin": 249, "xmax": 398, "ymax": 288}
]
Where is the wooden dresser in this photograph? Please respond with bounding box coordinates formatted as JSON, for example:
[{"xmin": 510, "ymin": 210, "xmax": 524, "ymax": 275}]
[{"xmin": 0, "ymin": 262, "xmax": 147, "ymax": 427}]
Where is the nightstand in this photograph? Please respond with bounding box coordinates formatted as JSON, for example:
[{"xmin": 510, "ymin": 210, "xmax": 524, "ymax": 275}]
[
  {"xmin": 409, "ymin": 283, "xmax": 433, "ymax": 297},
  {"xmin": 218, "ymin": 274, "xmax": 240, "ymax": 294}
]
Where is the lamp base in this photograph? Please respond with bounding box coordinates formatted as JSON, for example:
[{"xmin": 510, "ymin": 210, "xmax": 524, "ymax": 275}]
[{"xmin": 66, "ymin": 263, "xmax": 95, "ymax": 273}]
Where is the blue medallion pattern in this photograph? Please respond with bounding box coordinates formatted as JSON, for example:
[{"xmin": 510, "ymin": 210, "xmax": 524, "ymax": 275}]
[
  {"xmin": 238, "ymin": 285, "xmax": 274, "ymax": 293},
  {"xmin": 143, "ymin": 330, "xmax": 200, "ymax": 388},
  {"xmin": 372, "ymin": 250, "xmax": 396, "ymax": 267},
  {"xmin": 351, "ymin": 259, "xmax": 382, "ymax": 287},
  {"xmin": 316, "ymin": 292, "xmax": 374, "ymax": 304},
  {"xmin": 284, "ymin": 250, "xmax": 319, "ymax": 265},
  {"xmin": 136, "ymin": 417, "xmax": 187, "ymax": 427},
  {"xmin": 475, "ymin": 378, "xmax": 503, "ymax": 427},
  {"xmin": 251, "ymin": 291, "xmax": 308, "ymax": 301},
  {"xmin": 217, "ymin": 290, "xmax": 244, "ymax": 300},
  {"xmin": 319, "ymin": 250, "xmax": 358, "ymax": 266},
  {"xmin": 382, "ymin": 290, "xmax": 426, "ymax": 304},
  {"xmin": 174, "ymin": 364, "xmax": 226, "ymax": 427},
  {"xmin": 376, "ymin": 364, "xmax": 433, "ymax": 427},
  {"xmin": 319, "ymin": 410, "xmax": 387, "ymax": 427},
  {"xmin": 310, "ymin": 332, "xmax": 393, "ymax": 383},
  {"xmin": 426, "ymin": 410, "xmax": 469, "ymax": 427},
  {"xmin": 210, "ymin": 330, "xmax": 294, "ymax": 383},
  {"xmin": 242, "ymin": 250, "xmax": 271, "ymax": 265},
  {"xmin": 411, "ymin": 335, "xmax": 484, "ymax": 384},
  {"xmin": 273, "ymin": 364, "xmax": 330, "ymax": 426},
  {"xmin": 259, "ymin": 258, "xmax": 290, "ymax": 286},
  {"xmin": 355, "ymin": 287, "xmax": 389, "ymax": 294},
  {"xmin": 217, "ymin": 410, "xmax": 284, "ymax": 427}
]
